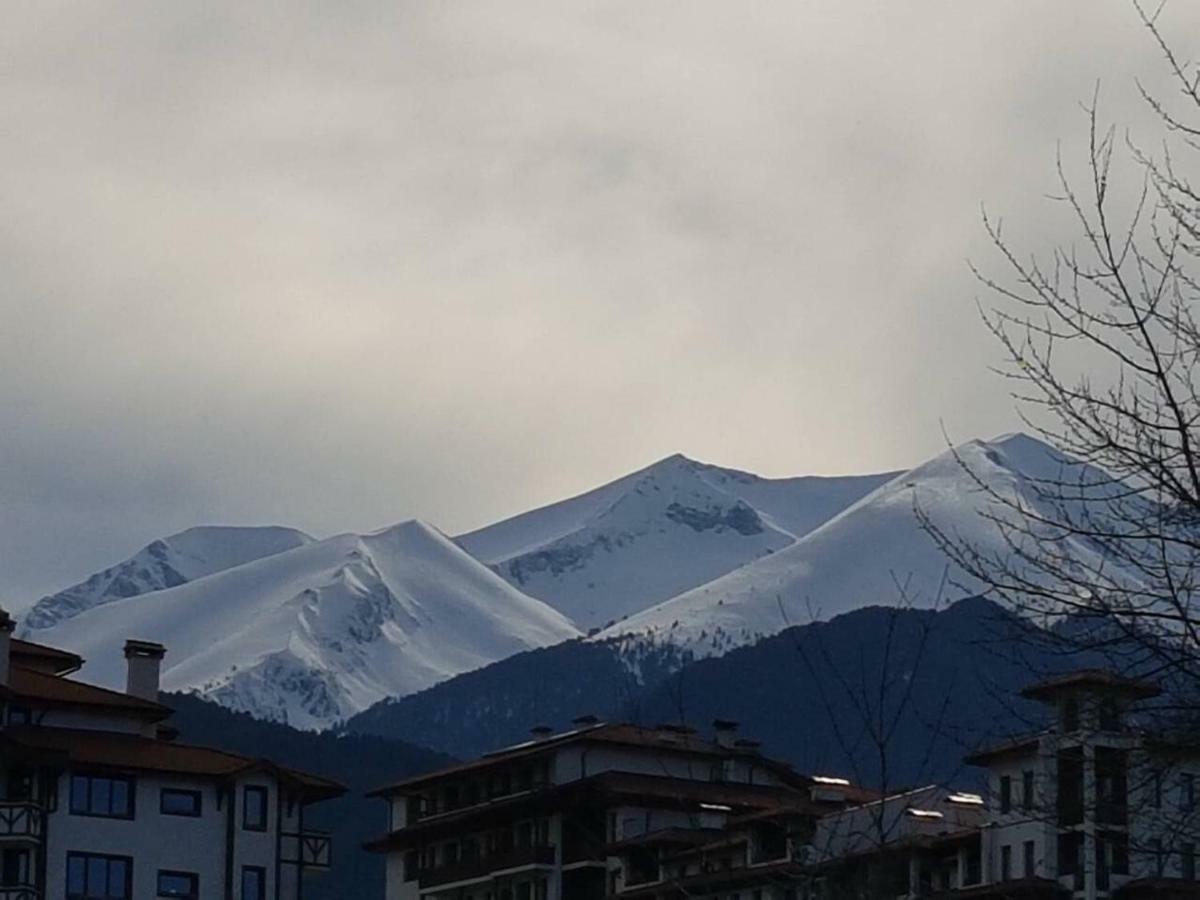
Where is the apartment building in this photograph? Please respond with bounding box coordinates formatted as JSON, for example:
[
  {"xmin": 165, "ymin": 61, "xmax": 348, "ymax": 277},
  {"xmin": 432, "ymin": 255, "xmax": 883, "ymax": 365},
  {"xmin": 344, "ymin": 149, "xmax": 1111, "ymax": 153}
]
[
  {"xmin": 368, "ymin": 668, "xmax": 1200, "ymax": 900},
  {"xmin": 966, "ymin": 670, "xmax": 1200, "ymax": 900},
  {"xmin": 0, "ymin": 610, "xmax": 344, "ymax": 900},
  {"xmin": 365, "ymin": 718, "xmax": 868, "ymax": 900}
]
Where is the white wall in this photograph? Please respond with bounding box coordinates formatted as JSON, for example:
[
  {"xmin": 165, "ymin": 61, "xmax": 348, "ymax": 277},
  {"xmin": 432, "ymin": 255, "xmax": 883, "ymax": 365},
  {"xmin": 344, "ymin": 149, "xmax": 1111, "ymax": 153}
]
[{"xmin": 44, "ymin": 769, "xmax": 303, "ymax": 900}]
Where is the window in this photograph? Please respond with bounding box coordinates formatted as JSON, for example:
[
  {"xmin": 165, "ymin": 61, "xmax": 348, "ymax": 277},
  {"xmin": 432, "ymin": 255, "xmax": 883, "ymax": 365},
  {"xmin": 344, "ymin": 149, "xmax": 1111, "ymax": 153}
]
[
  {"xmin": 1022, "ymin": 771, "xmax": 1034, "ymax": 811},
  {"xmin": 241, "ymin": 867, "xmax": 265, "ymax": 900},
  {"xmin": 243, "ymin": 786, "xmax": 268, "ymax": 831},
  {"xmin": 69, "ymin": 774, "xmax": 134, "ymax": 819},
  {"xmin": 1023, "ymin": 840, "xmax": 1035, "ymax": 877},
  {"xmin": 1062, "ymin": 697, "xmax": 1080, "ymax": 732},
  {"xmin": 1184, "ymin": 844, "xmax": 1197, "ymax": 881},
  {"xmin": 1, "ymin": 849, "xmax": 29, "ymax": 886},
  {"xmin": 1153, "ymin": 838, "xmax": 1165, "ymax": 877},
  {"xmin": 1184, "ymin": 773, "xmax": 1196, "ymax": 810},
  {"xmin": 7, "ymin": 706, "xmax": 30, "ymax": 725},
  {"xmin": 1099, "ymin": 697, "xmax": 1121, "ymax": 731},
  {"xmin": 1153, "ymin": 769, "xmax": 1163, "ymax": 808},
  {"xmin": 1000, "ymin": 845, "xmax": 1012, "ymax": 881},
  {"xmin": 156, "ymin": 871, "xmax": 198, "ymax": 899},
  {"xmin": 999, "ymin": 775, "xmax": 1012, "ymax": 814},
  {"xmin": 160, "ymin": 789, "xmax": 201, "ymax": 817},
  {"xmin": 66, "ymin": 852, "xmax": 132, "ymax": 899}
]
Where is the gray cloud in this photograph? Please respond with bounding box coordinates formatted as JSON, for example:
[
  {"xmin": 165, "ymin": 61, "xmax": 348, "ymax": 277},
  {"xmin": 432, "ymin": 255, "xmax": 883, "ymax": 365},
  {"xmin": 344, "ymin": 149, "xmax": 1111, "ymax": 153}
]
[{"xmin": 3, "ymin": 0, "xmax": 1198, "ymax": 601}]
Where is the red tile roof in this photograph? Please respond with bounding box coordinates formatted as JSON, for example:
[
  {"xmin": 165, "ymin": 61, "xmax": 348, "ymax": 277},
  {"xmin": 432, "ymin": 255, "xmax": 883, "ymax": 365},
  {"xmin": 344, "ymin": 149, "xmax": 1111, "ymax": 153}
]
[
  {"xmin": 11, "ymin": 639, "xmax": 84, "ymax": 676},
  {"xmin": 8, "ymin": 726, "xmax": 345, "ymax": 802},
  {"xmin": 5, "ymin": 664, "xmax": 171, "ymax": 721},
  {"xmin": 370, "ymin": 722, "xmax": 807, "ymax": 796}
]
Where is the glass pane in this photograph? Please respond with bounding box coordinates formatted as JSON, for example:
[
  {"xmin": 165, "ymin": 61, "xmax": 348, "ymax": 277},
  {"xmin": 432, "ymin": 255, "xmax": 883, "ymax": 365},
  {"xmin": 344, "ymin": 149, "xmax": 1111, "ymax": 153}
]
[
  {"xmin": 87, "ymin": 857, "xmax": 106, "ymax": 891},
  {"xmin": 245, "ymin": 788, "xmax": 266, "ymax": 828},
  {"xmin": 107, "ymin": 858, "xmax": 128, "ymax": 898},
  {"xmin": 92, "ymin": 779, "xmax": 111, "ymax": 814},
  {"xmin": 67, "ymin": 856, "xmax": 86, "ymax": 892},
  {"xmin": 110, "ymin": 780, "xmax": 129, "ymax": 816},
  {"xmin": 70, "ymin": 776, "xmax": 89, "ymax": 812},
  {"xmin": 163, "ymin": 790, "xmax": 199, "ymax": 815},
  {"xmin": 158, "ymin": 872, "xmax": 195, "ymax": 896},
  {"xmin": 242, "ymin": 869, "xmax": 263, "ymax": 900}
]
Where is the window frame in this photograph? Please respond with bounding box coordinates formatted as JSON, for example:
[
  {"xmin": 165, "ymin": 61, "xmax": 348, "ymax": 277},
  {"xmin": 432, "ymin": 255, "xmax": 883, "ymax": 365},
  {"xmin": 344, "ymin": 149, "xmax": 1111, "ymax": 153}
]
[
  {"xmin": 241, "ymin": 865, "xmax": 266, "ymax": 900},
  {"xmin": 242, "ymin": 785, "xmax": 268, "ymax": 832},
  {"xmin": 156, "ymin": 869, "xmax": 198, "ymax": 900},
  {"xmin": 69, "ymin": 773, "xmax": 135, "ymax": 820},
  {"xmin": 999, "ymin": 775, "xmax": 1012, "ymax": 814},
  {"xmin": 66, "ymin": 850, "xmax": 133, "ymax": 900},
  {"xmin": 159, "ymin": 788, "xmax": 202, "ymax": 818}
]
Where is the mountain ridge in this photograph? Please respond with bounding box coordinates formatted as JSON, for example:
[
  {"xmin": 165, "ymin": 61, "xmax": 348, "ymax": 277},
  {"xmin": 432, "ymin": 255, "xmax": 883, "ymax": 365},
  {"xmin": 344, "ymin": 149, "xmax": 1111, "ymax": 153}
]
[{"xmin": 22, "ymin": 519, "xmax": 580, "ymax": 729}]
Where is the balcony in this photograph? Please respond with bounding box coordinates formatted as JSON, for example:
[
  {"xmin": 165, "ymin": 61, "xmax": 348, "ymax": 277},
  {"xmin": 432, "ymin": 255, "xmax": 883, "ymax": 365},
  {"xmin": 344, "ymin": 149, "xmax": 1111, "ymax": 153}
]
[
  {"xmin": 0, "ymin": 803, "xmax": 42, "ymax": 843},
  {"xmin": 281, "ymin": 829, "xmax": 332, "ymax": 870},
  {"xmin": 418, "ymin": 845, "xmax": 556, "ymax": 889}
]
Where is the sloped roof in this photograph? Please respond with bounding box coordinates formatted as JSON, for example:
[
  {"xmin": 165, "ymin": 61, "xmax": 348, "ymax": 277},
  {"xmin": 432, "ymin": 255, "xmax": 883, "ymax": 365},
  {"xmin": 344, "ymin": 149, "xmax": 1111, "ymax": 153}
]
[
  {"xmin": 8, "ymin": 726, "xmax": 344, "ymax": 802},
  {"xmin": 6, "ymin": 664, "xmax": 171, "ymax": 721},
  {"xmin": 370, "ymin": 722, "xmax": 806, "ymax": 796},
  {"xmin": 1020, "ymin": 670, "xmax": 1160, "ymax": 702},
  {"xmin": 11, "ymin": 639, "xmax": 84, "ymax": 676},
  {"xmin": 365, "ymin": 770, "xmax": 805, "ymax": 852}
]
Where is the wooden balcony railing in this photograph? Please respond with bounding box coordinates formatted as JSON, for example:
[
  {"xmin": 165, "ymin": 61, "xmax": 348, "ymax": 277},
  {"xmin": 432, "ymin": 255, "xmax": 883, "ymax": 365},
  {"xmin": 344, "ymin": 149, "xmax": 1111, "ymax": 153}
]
[
  {"xmin": 0, "ymin": 803, "xmax": 42, "ymax": 843},
  {"xmin": 419, "ymin": 845, "xmax": 556, "ymax": 888},
  {"xmin": 281, "ymin": 829, "xmax": 332, "ymax": 870}
]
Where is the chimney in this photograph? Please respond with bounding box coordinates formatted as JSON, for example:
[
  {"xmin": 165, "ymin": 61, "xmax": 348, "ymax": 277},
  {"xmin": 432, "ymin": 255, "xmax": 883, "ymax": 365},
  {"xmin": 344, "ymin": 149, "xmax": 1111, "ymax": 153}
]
[
  {"xmin": 530, "ymin": 725, "xmax": 554, "ymax": 740},
  {"xmin": 0, "ymin": 610, "xmax": 14, "ymax": 688},
  {"xmin": 713, "ymin": 719, "xmax": 739, "ymax": 749},
  {"xmin": 124, "ymin": 639, "xmax": 166, "ymax": 702}
]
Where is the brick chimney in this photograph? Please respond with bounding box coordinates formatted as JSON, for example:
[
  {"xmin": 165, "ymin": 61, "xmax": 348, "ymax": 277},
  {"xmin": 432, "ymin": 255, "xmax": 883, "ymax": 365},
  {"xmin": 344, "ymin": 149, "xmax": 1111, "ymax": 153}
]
[
  {"xmin": 124, "ymin": 639, "xmax": 166, "ymax": 702},
  {"xmin": 0, "ymin": 610, "xmax": 13, "ymax": 688}
]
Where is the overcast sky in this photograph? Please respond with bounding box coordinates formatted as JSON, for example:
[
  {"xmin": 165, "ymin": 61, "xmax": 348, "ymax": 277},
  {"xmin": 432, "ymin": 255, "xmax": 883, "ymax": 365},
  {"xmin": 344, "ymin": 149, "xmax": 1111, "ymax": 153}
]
[{"xmin": 3, "ymin": 1, "xmax": 1199, "ymax": 603}]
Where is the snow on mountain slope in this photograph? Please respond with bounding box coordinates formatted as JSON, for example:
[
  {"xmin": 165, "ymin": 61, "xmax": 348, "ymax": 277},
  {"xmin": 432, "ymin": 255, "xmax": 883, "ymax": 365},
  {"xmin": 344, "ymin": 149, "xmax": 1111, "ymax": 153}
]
[
  {"xmin": 20, "ymin": 526, "xmax": 314, "ymax": 632},
  {"xmin": 25, "ymin": 521, "xmax": 580, "ymax": 729},
  {"xmin": 457, "ymin": 454, "xmax": 894, "ymax": 630},
  {"xmin": 595, "ymin": 434, "xmax": 1111, "ymax": 656}
]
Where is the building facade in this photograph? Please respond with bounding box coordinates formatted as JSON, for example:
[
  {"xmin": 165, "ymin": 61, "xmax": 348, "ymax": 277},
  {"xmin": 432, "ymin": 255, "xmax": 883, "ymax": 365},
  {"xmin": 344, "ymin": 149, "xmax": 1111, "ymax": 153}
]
[
  {"xmin": 366, "ymin": 718, "xmax": 868, "ymax": 900},
  {"xmin": 0, "ymin": 612, "xmax": 343, "ymax": 900},
  {"xmin": 966, "ymin": 670, "xmax": 1200, "ymax": 900},
  {"xmin": 368, "ymin": 670, "xmax": 1200, "ymax": 900}
]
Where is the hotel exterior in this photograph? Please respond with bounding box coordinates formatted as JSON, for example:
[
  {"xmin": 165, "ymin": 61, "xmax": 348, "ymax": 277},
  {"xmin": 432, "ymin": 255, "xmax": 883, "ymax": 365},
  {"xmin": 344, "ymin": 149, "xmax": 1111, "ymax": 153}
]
[
  {"xmin": 0, "ymin": 610, "xmax": 343, "ymax": 900},
  {"xmin": 368, "ymin": 671, "xmax": 1200, "ymax": 900}
]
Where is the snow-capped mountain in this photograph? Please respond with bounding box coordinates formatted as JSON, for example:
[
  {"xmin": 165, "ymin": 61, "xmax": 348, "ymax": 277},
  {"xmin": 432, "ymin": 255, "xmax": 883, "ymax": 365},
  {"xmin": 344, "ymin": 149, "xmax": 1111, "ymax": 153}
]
[
  {"xmin": 457, "ymin": 454, "xmax": 894, "ymax": 630},
  {"xmin": 23, "ymin": 521, "xmax": 580, "ymax": 729},
  {"xmin": 21, "ymin": 526, "xmax": 314, "ymax": 632},
  {"xmin": 595, "ymin": 434, "xmax": 1108, "ymax": 657}
]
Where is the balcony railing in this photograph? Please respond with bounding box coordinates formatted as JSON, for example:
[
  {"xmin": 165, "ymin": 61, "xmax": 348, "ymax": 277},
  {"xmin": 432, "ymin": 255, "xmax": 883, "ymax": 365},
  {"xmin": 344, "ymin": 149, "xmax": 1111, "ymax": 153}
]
[
  {"xmin": 0, "ymin": 803, "xmax": 42, "ymax": 843},
  {"xmin": 0, "ymin": 885, "xmax": 39, "ymax": 900},
  {"xmin": 418, "ymin": 845, "xmax": 556, "ymax": 888},
  {"xmin": 281, "ymin": 829, "xmax": 332, "ymax": 870}
]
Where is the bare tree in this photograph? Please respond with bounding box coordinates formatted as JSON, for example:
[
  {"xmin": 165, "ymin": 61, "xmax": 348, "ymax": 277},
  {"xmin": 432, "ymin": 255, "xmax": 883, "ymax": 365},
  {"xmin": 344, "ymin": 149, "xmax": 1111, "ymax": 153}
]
[{"xmin": 921, "ymin": 1, "xmax": 1200, "ymax": 706}]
